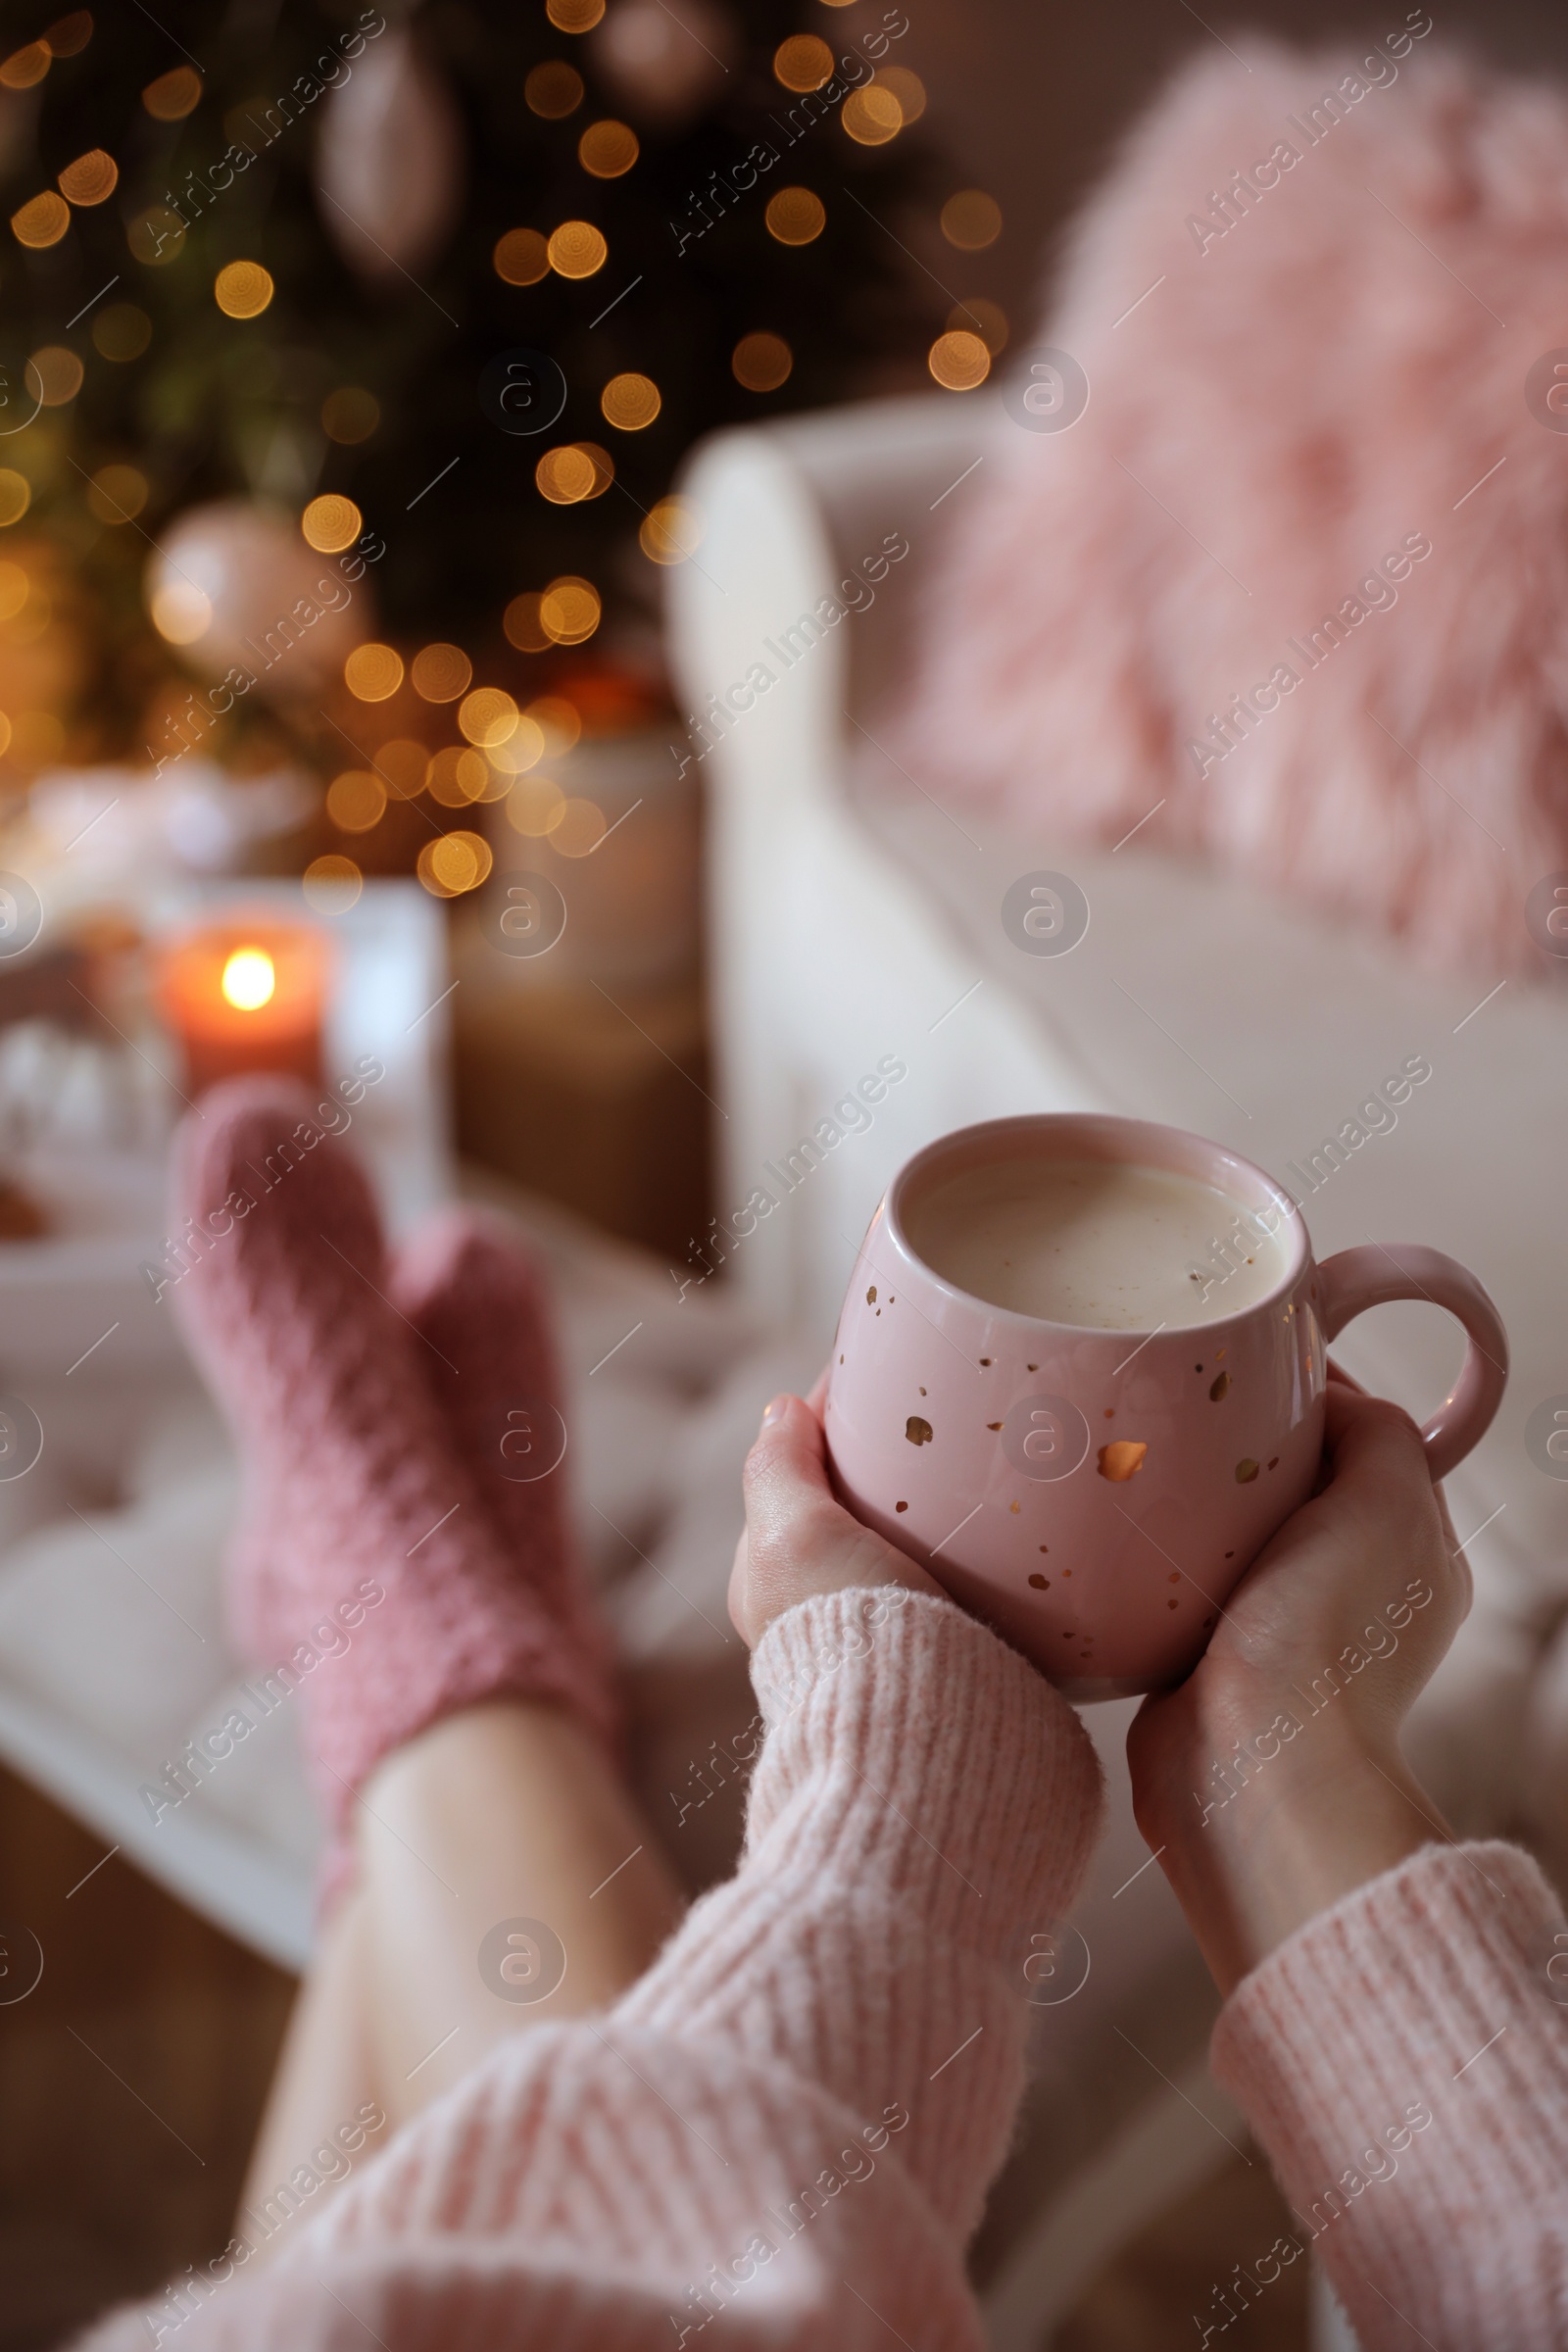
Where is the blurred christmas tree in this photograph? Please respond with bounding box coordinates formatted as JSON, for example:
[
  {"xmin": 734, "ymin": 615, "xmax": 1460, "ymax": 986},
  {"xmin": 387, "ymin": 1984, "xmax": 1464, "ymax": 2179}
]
[{"xmin": 0, "ymin": 0, "xmax": 940, "ymax": 788}]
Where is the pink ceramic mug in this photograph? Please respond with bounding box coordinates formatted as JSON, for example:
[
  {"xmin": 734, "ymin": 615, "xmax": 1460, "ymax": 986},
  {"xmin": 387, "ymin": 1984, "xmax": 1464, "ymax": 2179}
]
[{"xmin": 822, "ymin": 1113, "xmax": 1507, "ymax": 1698}]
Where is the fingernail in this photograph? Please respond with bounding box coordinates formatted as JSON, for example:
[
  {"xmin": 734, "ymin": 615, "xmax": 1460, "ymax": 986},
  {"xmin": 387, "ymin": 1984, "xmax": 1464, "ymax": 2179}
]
[{"xmin": 762, "ymin": 1396, "xmax": 789, "ymax": 1427}]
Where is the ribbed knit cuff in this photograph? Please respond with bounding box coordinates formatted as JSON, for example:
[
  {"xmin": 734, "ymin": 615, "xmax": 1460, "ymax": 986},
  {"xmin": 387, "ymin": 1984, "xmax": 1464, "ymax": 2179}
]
[
  {"xmin": 619, "ymin": 1587, "xmax": 1104, "ymax": 2241},
  {"xmin": 1212, "ymin": 1840, "xmax": 1568, "ymax": 2349},
  {"xmin": 744, "ymin": 1585, "xmax": 1104, "ymax": 1963}
]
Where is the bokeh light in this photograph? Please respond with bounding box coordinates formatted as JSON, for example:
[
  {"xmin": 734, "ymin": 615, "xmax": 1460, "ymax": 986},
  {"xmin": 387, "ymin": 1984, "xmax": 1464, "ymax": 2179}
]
[
  {"xmin": 639, "ymin": 498, "xmax": 705, "ymax": 565},
  {"xmin": 487, "ymin": 714, "xmax": 545, "ymax": 775},
  {"xmin": 878, "ymin": 67, "xmax": 927, "ymax": 122},
  {"xmin": 303, "ymin": 855, "xmax": 363, "ymax": 915},
  {"xmin": 425, "ymin": 747, "xmax": 494, "ymax": 807},
  {"xmin": 143, "ymin": 66, "xmax": 201, "ymax": 119},
  {"xmin": 302, "ymin": 494, "xmax": 363, "ymax": 554},
  {"xmin": 535, "ymin": 442, "xmax": 613, "ymax": 503},
  {"xmin": 151, "ymin": 581, "xmax": 213, "ymax": 645},
  {"xmin": 0, "ymin": 473, "xmax": 30, "ymax": 527},
  {"xmin": 344, "ymin": 643, "xmax": 405, "ymax": 701},
  {"xmin": 765, "ymin": 187, "xmax": 825, "ymax": 245},
  {"xmin": 417, "ymin": 830, "xmax": 494, "ymax": 897},
  {"xmin": 373, "ymin": 740, "xmax": 429, "ymax": 800},
  {"xmin": 58, "ymin": 149, "xmax": 117, "ymax": 205},
  {"xmin": 507, "ymin": 775, "xmax": 565, "ymax": 836},
  {"xmin": 928, "ymin": 329, "xmax": 991, "ymax": 390},
  {"xmin": 1, "ymin": 44, "xmax": 50, "ymax": 90},
  {"xmin": 545, "ymin": 0, "xmax": 604, "ymax": 28},
  {"xmin": 87, "ymin": 465, "xmax": 148, "ymax": 524},
  {"xmin": 30, "ymin": 346, "xmax": 83, "ymax": 405},
  {"xmin": 601, "ymin": 372, "xmax": 661, "ymax": 429},
  {"xmin": 44, "ymin": 15, "xmax": 93, "ymax": 57},
  {"xmin": 494, "ymin": 228, "xmax": 549, "ymax": 286},
  {"xmin": 321, "ymin": 386, "xmax": 379, "ymax": 443},
  {"xmin": 529, "ymin": 696, "xmax": 582, "ymax": 755},
  {"xmin": 128, "ymin": 206, "xmax": 183, "ymax": 265},
  {"xmin": 93, "ymin": 303, "xmax": 151, "ymax": 362},
  {"xmin": 579, "ymin": 120, "xmax": 639, "ymax": 176},
  {"xmin": 12, "ymin": 193, "xmax": 70, "ymax": 248},
  {"xmin": 774, "ymin": 34, "xmax": 832, "ymax": 90},
  {"xmin": 526, "ymin": 61, "xmax": 583, "ymax": 116},
  {"xmin": 412, "ymin": 643, "xmax": 472, "ymax": 702},
  {"xmin": 325, "ymin": 770, "xmax": 387, "ymax": 833},
  {"xmin": 540, "ymin": 577, "xmax": 601, "ymax": 646},
  {"xmin": 0, "ymin": 564, "xmax": 28, "ymax": 619},
  {"xmin": 215, "ymin": 261, "xmax": 274, "ymax": 318},
  {"xmin": 459, "ymin": 686, "xmax": 519, "ymax": 749},
  {"xmin": 548, "ymin": 220, "xmax": 608, "ymax": 278},
  {"xmin": 732, "ymin": 332, "xmax": 792, "ymax": 391},
  {"xmin": 504, "ymin": 593, "xmax": 550, "ymax": 653},
  {"xmin": 941, "ymin": 190, "xmax": 1003, "ymax": 250},
  {"xmin": 842, "ymin": 86, "xmax": 901, "ymax": 143}
]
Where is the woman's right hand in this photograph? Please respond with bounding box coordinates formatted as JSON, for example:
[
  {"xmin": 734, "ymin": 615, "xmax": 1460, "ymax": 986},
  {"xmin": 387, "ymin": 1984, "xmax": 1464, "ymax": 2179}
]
[
  {"xmin": 1127, "ymin": 1376, "xmax": 1471, "ymax": 1993},
  {"xmin": 728, "ymin": 1391, "xmax": 943, "ymax": 1649}
]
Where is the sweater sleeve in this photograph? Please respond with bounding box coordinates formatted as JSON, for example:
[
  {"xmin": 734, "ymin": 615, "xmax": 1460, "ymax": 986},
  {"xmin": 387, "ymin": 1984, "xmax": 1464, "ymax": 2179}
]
[
  {"xmin": 78, "ymin": 1587, "xmax": 1104, "ymax": 2352},
  {"xmin": 1209, "ymin": 1838, "xmax": 1568, "ymax": 2351}
]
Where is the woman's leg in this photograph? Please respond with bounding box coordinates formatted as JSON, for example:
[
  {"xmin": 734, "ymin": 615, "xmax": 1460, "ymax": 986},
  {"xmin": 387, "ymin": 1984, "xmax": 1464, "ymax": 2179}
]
[
  {"xmin": 241, "ymin": 1698, "xmax": 683, "ymax": 2260},
  {"xmin": 166, "ymin": 1081, "xmax": 672, "ymax": 2261}
]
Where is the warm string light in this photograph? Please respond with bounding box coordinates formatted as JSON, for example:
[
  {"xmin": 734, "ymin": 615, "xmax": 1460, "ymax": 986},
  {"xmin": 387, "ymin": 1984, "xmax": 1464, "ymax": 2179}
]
[
  {"xmin": 412, "ymin": 643, "xmax": 472, "ymax": 702},
  {"xmin": 302, "ymin": 494, "xmax": 362, "ymax": 553},
  {"xmin": 928, "ymin": 330, "xmax": 991, "ymax": 391},
  {"xmin": 526, "ymin": 60, "xmax": 583, "ymax": 116},
  {"xmin": 322, "ymin": 386, "xmax": 379, "ymax": 443},
  {"xmin": 941, "ymin": 190, "xmax": 1003, "ymax": 250}
]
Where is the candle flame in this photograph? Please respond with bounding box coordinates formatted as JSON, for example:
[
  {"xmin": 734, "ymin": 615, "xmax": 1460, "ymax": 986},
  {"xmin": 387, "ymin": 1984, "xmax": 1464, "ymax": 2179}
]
[{"xmin": 220, "ymin": 947, "xmax": 275, "ymax": 1011}]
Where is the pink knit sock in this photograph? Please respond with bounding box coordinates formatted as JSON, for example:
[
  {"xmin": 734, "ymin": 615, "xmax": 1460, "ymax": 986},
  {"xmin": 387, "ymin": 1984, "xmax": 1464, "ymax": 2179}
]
[
  {"xmin": 388, "ymin": 1203, "xmax": 617, "ymax": 1741},
  {"xmin": 170, "ymin": 1078, "xmax": 616, "ymax": 1886}
]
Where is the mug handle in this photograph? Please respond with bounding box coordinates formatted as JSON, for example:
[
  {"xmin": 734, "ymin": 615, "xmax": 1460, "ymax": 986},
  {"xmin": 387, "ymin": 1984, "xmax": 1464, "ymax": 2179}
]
[{"xmin": 1315, "ymin": 1246, "xmax": 1508, "ymax": 1482}]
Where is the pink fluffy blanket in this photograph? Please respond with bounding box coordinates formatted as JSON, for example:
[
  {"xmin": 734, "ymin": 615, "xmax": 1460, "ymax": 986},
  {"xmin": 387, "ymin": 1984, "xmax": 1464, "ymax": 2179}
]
[{"xmin": 897, "ymin": 21, "xmax": 1568, "ymax": 973}]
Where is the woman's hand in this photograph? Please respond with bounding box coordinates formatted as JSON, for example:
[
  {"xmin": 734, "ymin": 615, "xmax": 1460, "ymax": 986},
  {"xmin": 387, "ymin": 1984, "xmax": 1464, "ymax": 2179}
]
[
  {"xmin": 728, "ymin": 1391, "xmax": 943, "ymax": 1648},
  {"xmin": 1127, "ymin": 1376, "xmax": 1469, "ymax": 1994}
]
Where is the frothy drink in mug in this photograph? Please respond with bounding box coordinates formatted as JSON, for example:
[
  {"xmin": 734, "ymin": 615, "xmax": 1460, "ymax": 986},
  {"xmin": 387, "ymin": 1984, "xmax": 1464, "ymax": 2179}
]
[
  {"xmin": 904, "ymin": 1158, "xmax": 1293, "ymax": 1331},
  {"xmin": 824, "ymin": 1114, "xmax": 1507, "ymax": 1696}
]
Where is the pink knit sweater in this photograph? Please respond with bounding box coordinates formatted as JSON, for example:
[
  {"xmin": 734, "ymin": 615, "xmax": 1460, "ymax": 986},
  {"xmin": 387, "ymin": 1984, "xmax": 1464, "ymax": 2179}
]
[{"xmin": 83, "ymin": 1590, "xmax": 1568, "ymax": 2350}]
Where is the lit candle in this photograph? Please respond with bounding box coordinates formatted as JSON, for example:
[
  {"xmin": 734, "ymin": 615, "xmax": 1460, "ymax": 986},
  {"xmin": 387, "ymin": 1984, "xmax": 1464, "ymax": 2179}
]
[{"xmin": 157, "ymin": 917, "xmax": 330, "ymax": 1095}]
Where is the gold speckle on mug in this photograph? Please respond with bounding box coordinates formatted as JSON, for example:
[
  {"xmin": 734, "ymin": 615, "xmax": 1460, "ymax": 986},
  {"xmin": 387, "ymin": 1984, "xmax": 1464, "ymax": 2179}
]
[
  {"xmin": 866, "ymin": 1286, "xmax": 876, "ymax": 1303},
  {"xmin": 1168, "ymin": 1572, "xmax": 1180, "ymax": 1583},
  {"xmin": 1102, "ymin": 1407, "xmax": 1115, "ymax": 1420},
  {"xmin": 1168, "ymin": 1598, "xmax": 1179, "ymax": 1609},
  {"xmin": 1027, "ymin": 1362, "xmax": 1039, "ymax": 1372},
  {"xmin": 1098, "ymin": 1440, "xmax": 1149, "ymax": 1482},
  {"xmin": 1195, "ymin": 1363, "xmax": 1203, "ymax": 1374},
  {"xmin": 1268, "ymin": 1455, "xmax": 1279, "ymax": 1470},
  {"xmin": 987, "ymin": 1420, "xmax": 1003, "ymax": 1431},
  {"xmin": 1062, "ymin": 1567, "xmax": 1073, "ymax": 1577},
  {"xmin": 1209, "ymin": 1371, "xmax": 1230, "ymax": 1402},
  {"xmin": 1009, "ymin": 1499, "xmax": 1020, "ymax": 1514},
  {"xmin": 906, "ymin": 1416, "xmax": 933, "ymax": 1446},
  {"xmin": 1028, "ymin": 1573, "xmax": 1049, "ymax": 1590},
  {"xmin": 1225, "ymin": 1550, "xmax": 1235, "ymax": 1558},
  {"xmin": 839, "ymin": 1354, "xmax": 844, "ymax": 1365},
  {"xmin": 918, "ymin": 1386, "xmax": 927, "ymax": 1396},
  {"xmin": 1039, "ymin": 1544, "xmax": 1049, "ymax": 1553},
  {"xmin": 895, "ymin": 1500, "xmax": 908, "ymax": 1513},
  {"xmin": 980, "ymin": 1356, "xmax": 993, "ymax": 1366},
  {"xmin": 1203, "ymin": 1615, "xmax": 1215, "ymax": 1628},
  {"xmin": 1236, "ymin": 1458, "xmax": 1259, "ymax": 1483}
]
